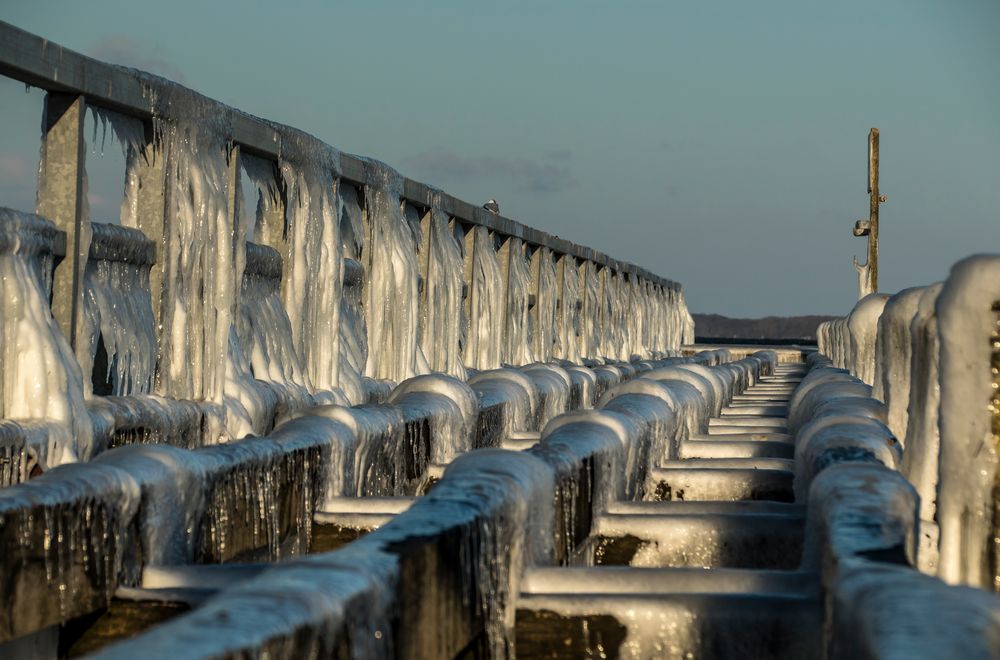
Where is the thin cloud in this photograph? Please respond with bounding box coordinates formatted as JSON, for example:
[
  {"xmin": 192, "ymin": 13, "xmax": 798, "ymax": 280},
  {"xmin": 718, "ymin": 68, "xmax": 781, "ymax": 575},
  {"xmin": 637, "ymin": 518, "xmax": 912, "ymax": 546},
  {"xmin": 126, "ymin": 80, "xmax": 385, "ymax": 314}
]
[
  {"xmin": 89, "ymin": 35, "xmax": 186, "ymax": 83},
  {"xmin": 401, "ymin": 148, "xmax": 576, "ymax": 194}
]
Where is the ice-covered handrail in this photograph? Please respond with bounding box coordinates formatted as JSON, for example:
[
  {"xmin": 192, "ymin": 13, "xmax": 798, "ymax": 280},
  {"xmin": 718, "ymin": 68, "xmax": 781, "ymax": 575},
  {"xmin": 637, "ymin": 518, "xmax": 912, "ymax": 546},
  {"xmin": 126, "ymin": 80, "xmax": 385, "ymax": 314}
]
[
  {"xmin": 0, "ymin": 21, "xmax": 679, "ymax": 292},
  {"xmin": 0, "ymin": 20, "xmax": 692, "ymax": 451},
  {"xmin": 794, "ymin": 351, "xmax": 1000, "ymax": 659},
  {"xmin": 817, "ymin": 254, "xmax": 1000, "ymax": 589}
]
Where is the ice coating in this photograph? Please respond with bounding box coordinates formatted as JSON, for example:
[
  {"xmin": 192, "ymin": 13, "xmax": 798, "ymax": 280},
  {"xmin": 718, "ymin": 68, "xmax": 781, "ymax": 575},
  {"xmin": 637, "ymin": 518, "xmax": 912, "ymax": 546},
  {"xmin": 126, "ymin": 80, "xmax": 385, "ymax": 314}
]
[
  {"xmin": 555, "ymin": 255, "xmax": 581, "ymax": 363},
  {"xmin": 80, "ymin": 223, "xmax": 157, "ymax": 397},
  {"xmin": 0, "ymin": 209, "xmax": 93, "ymax": 466},
  {"xmin": 680, "ymin": 289, "xmax": 696, "ymax": 345},
  {"xmin": 398, "ymin": 449, "xmax": 555, "ymax": 654},
  {"xmin": 336, "ymin": 183, "xmax": 368, "ymax": 404},
  {"xmin": 502, "ymin": 238, "xmax": 534, "ymax": 366},
  {"xmin": 601, "ymin": 392, "xmax": 677, "ymax": 492},
  {"xmin": 645, "ymin": 366, "xmax": 719, "ymax": 417},
  {"xmin": 625, "ymin": 274, "xmax": 643, "ymax": 359},
  {"xmin": 578, "ymin": 261, "xmax": 601, "ymax": 359},
  {"xmin": 363, "ymin": 162, "xmax": 428, "ymax": 383},
  {"xmin": 832, "ymin": 560, "xmax": 1000, "ymax": 660},
  {"xmin": 872, "ymin": 286, "xmax": 925, "ymax": 441},
  {"xmin": 274, "ymin": 136, "xmax": 346, "ymax": 399},
  {"xmin": 531, "ymin": 247, "xmax": 558, "ymax": 362},
  {"xmin": 564, "ymin": 365, "xmax": 598, "ymax": 409},
  {"xmin": 0, "ymin": 31, "xmax": 715, "ymax": 655},
  {"xmin": 81, "ymin": 107, "xmax": 158, "ymax": 393},
  {"xmin": 935, "ymin": 255, "xmax": 1000, "ymax": 589},
  {"xmin": 847, "ymin": 293, "xmax": 891, "ymax": 385},
  {"xmin": 541, "ymin": 409, "xmax": 636, "ymax": 503},
  {"xmin": 522, "ymin": 363, "xmax": 572, "ymax": 429},
  {"xmin": 91, "ymin": 444, "xmax": 207, "ymax": 566},
  {"xmin": 388, "ymin": 374, "xmax": 479, "ymax": 464},
  {"xmin": 599, "ymin": 378, "xmax": 693, "ymax": 459},
  {"xmin": 820, "ymin": 294, "xmax": 891, "ymax": 385},
  {"xmin": 155, "ymin": 108, "xmax": 233, "ymax": 440},
  {"xmin": 95, "ymin": 543, "xmax": 399, "ymax": 660},
  {"xmin": 608, "ymin": 272, "xmax": 629, "ymax": 360},
  {"xmin": 901, "ymin": 284, "xmax": 944, "ymax": 571},
  {"xmin": 464, "ymin": 225, "xmax": 505, "ymax": 370},
  {"xmin": 298, "ymin": 403, "xmax": 412, "ymax": 498},
  {"xmin": 469, "ymin": 368, "xmax": 540, "ymax": 440},
  {"xmin": 91, "ymin": 448, "xmax": 555, "ymax": 660},
  {"xmin": 233, "ymin": 241, "xmax": 313, "ymax": 430},
  {"xmin": 0, "ymin": 461, "xmax": 141, "ymax": 637},
  {"xmin": 418, "ymin": 200, "xmax": 466, "ymax": 379}
]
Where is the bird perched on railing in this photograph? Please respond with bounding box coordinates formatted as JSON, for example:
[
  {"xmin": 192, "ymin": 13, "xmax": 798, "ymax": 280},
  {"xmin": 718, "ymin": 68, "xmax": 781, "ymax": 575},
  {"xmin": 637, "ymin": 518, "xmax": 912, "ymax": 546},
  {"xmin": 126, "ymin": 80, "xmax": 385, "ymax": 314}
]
[{"xmin": 483, "ymin": 199, "xmax": 500, "ymax": 214}]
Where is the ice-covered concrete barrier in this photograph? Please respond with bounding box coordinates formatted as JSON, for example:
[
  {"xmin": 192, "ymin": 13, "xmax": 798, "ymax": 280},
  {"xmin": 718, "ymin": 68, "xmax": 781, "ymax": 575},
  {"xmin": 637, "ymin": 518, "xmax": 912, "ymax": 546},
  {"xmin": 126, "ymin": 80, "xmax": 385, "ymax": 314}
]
[
  {"xmin": 72, "ymin": 351, "xmax": 757, "ymax": 657},
  {"xmin": 0, "ymin": 353, "xmax": 664, "ymax": 649},
  {"xmin": 796, "ymin": 342, "xmax": 1000, "ymax": 658},
  {"xmin": 0, "ymin": 209, "xmax": 93, "ymax": 470},
  {"xmin": 817, "ymin": 254, "xmax": 1000, "ymax": 587},
  {"xmin": 817, "ymin": 294, "xmax": 889, "ymax": 385},
  {"xmin": 935, "ymin": 256, "xmax": 1000, "ymax": 589},
  {"xmin": 0, "ymin": 413, "xmax": 357, "ymax": 643},
  {"xmin": 89, "ymin": 449, "xmax": 557, "ymax": 659}
]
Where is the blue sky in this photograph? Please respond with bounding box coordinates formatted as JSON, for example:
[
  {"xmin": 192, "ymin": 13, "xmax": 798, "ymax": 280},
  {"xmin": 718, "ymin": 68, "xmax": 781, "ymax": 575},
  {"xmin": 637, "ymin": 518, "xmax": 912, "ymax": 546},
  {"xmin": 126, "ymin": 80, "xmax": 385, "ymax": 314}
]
[{"xmin": 1, "ymin": 1, "xmax": 998, "ymax": 316}]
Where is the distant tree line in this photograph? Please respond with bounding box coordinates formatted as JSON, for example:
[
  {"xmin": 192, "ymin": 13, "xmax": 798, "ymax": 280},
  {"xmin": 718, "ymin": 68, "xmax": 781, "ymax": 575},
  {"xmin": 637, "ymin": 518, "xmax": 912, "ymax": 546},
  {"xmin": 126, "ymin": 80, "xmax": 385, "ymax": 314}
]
[{"xmin": 692, "ymin": 313, "xmax": 836, "ymax": 342}]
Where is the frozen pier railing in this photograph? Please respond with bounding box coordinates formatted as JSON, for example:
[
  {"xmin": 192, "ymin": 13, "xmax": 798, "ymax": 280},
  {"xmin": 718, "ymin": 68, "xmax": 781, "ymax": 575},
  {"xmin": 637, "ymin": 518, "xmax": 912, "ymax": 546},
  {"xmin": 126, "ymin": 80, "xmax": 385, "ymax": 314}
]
[
  {"xmin": 0, "ymin": 19, "xmax": 691, "ymax": 466},
  {"xmin": 0, "ymin": 19, "xmax": 698, "ymax": 658},
  {"xmin": 813, "ymin": 254, "xmax": 1000, "ymax": 657},
  {"xmin": 3, "ymin": 19, "xmax": 1000, "ymax": 660}
]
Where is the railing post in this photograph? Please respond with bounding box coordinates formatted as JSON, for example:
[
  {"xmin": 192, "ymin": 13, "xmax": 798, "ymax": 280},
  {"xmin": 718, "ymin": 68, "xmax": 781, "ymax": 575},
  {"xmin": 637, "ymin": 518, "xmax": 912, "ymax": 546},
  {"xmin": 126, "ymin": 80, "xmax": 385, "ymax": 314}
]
[
  {"xmin": 498, "ymin": 236, "xmax": 514, "ymax": 364},
  {"xmin": 37, "ymin": 93, "xmax": 89, "ymax": 360},
  {"xmin": 122, "ymin": 121, "xmax": 169, "ymax": 353},
  {"xmin": 417, "ymin": 206, "xmax": 435, "ymax": 367},
  {"xmin": 462, "ymin": 225, "xmax": 479, "ymax": 367}
]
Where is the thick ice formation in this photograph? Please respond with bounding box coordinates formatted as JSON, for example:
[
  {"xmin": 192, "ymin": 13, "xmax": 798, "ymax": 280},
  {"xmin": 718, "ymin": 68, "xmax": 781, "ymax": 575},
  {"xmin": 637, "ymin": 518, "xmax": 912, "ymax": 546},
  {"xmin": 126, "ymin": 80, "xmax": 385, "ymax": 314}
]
[
  {"xmin": 555, "ymin": 255, "xmax": 581, "ymax": 363},
  {"xmin": 502, "ymin": 238, "xmax": 534, "ymax": 366},
  {"xmin": 872, "ymin": 286, "xmax": 925, "ymax": 441},
  {"xmin": 0, "ymin": 209, "xmax": 93, "ymax": 466},
  {"xmin": 469, "ymin": 368, "xmax": 540, "ymax": 440},
  {"xmin": 464, "ymin": 226, "xmax": 505, "ymax": 370},
  {"xmin": 153, "ymin": 110, "xmax": 233, "ymax": 440},
  {"xmin": 363, "ymin": 162, "xmax": 428, "ymax": 383},
  {"xmin": 388, "ymin": 374, "xmax": 478, "ymax": 464},
  {"xmin": 0, "ymin": 461, "xmax": 140, "ymax": 636},
  {"xmin": 81, "ymin": 224, "xmax": 157, "ymax": 398},
  {"xmin": 900, "ymin": 284, "xmax": 944, "ymax": 571},
  {"xmin": 935, "ymin": 255, "xmax": 1000, "ymax": 589},
  {"xmin": 578, "ymin": 261, "xmax": 600, "ymax": 359},
  {"xmin": 522, "ymin": 363, "xmax": 572, "ymax": 429},
  {"xmin": 336, "ymin": 184, "xmax": 368, "ymax": 404},
  {"xmin": 418, "ymin": 200, "xmax": 466, "ymax": 379},
  {"xmin": 274, "ymin": 137, "xmax": 346, "ymax": 400},
  {"xmin": 531, "ymin": 247, "xmax": 558, "ymax": 362}
]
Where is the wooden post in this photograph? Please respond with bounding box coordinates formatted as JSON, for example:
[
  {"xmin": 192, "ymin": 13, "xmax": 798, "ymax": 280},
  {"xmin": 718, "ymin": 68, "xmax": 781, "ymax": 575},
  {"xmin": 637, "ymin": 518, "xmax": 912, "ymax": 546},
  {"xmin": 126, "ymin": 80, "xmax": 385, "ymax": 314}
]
[
  {"xmin": 852, "ymin": 128, "xmax": 886, "ymax": 298},
  {"xmin": 868, "ymin": 127, "xmax": 882, "ymax": 292},
  {"xmin": 36, "ymin": 93, "xmax": 89, "ymax": 359}
]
